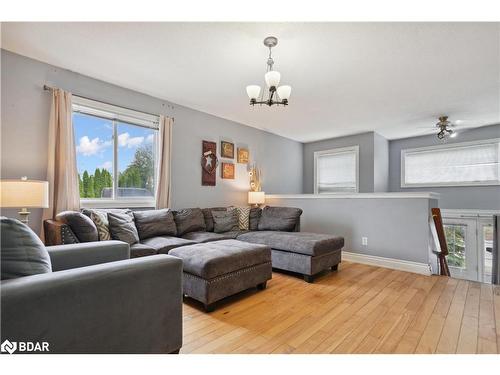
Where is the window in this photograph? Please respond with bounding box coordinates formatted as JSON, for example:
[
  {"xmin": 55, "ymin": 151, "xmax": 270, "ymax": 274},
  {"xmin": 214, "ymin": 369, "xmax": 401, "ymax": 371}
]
[
  {"xmin": 314, "ymin": 146, "xmax": 359, "ymax": 193},
  {"xmin": 72, "ymin": 97, "xmax": 159, "ymax": 206},
  {"xmin": 401, "ymin": 139, "xmax": 500, "ymax": 187}
]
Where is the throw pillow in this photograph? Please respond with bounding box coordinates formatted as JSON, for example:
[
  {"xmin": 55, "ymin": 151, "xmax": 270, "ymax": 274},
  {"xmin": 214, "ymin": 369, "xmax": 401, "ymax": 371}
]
[
  {"xmin": 107, "ymin": 211, "xmax": 139, "ymax": 245},
  {"xmin": 201, "ymin": 207, "xmax": 227, "ymax": 232},
  {"xmin": 229, "ymin": 206, "xmax": 250, "ymax": 230},
  {"xmin": 1, "ymin": 217, "xmax": 52, "ymax": 280},
  {"xmin": 133, "ymin": 209, "xmax": 177, "ymax": 240},
  {"xmin": 173, "ymin": 208, "xmax": 206, "ymax": 236},
  {"xmin": 56, "ymin": 211, "xmax": 99, "ymax": 242},
  {"xmin": 249, "ymin": 207, "xmax": 262, "ymax": 231},
  {"xmin": 258, "ymin": 206, "xmax": 303, "ymax": 232},
  {"xmin": 212, "ymin": 210, "xmax": 239, "ymax": 233},
  {"xmin": 89, "ymin": 210, "xmax": 111, "ymax": 241}
]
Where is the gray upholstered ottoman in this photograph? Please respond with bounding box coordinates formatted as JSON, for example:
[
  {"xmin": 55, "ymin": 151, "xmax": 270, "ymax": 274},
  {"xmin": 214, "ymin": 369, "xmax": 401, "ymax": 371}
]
[
  {"xmin": 237, "ymin": 231, "xmax": 344, "ymax": 283},
  {"xmin": 168, "ymin": 239, "xmax": 272, "ymax": 312}
]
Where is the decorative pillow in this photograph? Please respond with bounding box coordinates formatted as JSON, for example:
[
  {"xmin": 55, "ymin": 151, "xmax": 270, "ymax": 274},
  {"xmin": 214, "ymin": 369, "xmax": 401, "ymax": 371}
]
[
  {"xmin": 229, "ymin": 206, "xmax": 250, "ymax": 230},
  {"xmin": 133, "ymin": 209, "xmax": 177, "ymax": 240},
  {"xmin": 249, "ymin": 207, "xmax": 262, "ymax": 231},
  {"xmin": 107, "ymin": 211, "xmax": 139, "ymax": 245},
  {"xmin": 173, "ymin": 208, "xmax": 206, "ymax": 236},
  {"xmin": 1, "ymin": 217, "xmax": 52, "ymax": 280},
  {"xmin": 212, "ymin": 210, "xmax": 239, "ymax": 233},
  {"xmin": 202, "ymin": 207, "xmax": 227, "ymax": 232},
  {"xmin": 89, "ymin": 210, "xmax": 111, "ymax": 241},
  {"xmin": 258, "ymin": 206, "xmax": 303, "ymax": 232},
  {"xmin": 56, "ymin": 211, "xmax": 98, "ymax": 242}
]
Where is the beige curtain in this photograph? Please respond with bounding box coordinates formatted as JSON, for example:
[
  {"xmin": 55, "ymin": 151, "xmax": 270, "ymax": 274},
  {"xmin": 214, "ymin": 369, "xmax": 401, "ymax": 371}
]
[
  {"xmin": 42, "ymin": 88, "xmax": 80, "ymax": 227},
  {"xmin": 155, "ymin": 115, "xmax": 173, "ymax": 209}
]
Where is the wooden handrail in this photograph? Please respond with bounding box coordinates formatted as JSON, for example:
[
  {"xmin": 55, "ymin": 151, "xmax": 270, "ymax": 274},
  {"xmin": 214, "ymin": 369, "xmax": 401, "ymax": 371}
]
[{"xmin": 431, "ymin": 208, "xmax": 451, "ymax": 276}]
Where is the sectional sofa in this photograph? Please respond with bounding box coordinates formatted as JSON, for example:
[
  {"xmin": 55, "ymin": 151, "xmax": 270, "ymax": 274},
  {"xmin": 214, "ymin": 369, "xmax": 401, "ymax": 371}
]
[{"xmin": 45, "ymin": 206, "xmax": 344, "ymax": 311}]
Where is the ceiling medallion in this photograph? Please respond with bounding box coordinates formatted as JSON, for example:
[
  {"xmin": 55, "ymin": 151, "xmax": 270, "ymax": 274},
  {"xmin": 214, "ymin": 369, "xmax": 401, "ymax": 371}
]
[{"xmin": 246, "ymin": 36, "xmax": 292, "ymax": 107}]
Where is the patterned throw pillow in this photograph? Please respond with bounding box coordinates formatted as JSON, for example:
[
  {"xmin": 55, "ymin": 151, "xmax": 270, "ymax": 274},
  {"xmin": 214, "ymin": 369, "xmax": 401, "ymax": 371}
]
[
  {"xmin": 232, "ymin": 206, "xmax": 250, "ymax": 230},
  {"xmin": 89, "ymin": 210, "xmax": 111, "ymax": 241}
]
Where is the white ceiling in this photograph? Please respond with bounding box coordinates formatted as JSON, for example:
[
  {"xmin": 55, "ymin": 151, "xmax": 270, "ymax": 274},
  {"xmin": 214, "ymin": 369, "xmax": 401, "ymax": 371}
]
[{"xmin": 2, "ymin": 22, "xmax": 499, "ymax": 142}]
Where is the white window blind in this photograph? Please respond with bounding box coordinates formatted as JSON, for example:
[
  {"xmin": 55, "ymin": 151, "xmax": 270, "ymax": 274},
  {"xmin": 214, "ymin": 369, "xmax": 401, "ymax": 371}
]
[
  {"xmin": 314, "ymin": 146, "xmax": 359, "ymax": 193},
  {"xmin": 402, "ymin": 139, "xmax": 500, "ymax": 187}
]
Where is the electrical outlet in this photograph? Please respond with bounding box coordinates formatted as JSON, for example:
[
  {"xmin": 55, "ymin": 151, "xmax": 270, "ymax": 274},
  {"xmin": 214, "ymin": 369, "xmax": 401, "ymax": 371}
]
[{"xmin": 362, "ymin": 237, "xmax": 368, "ymax": 246}]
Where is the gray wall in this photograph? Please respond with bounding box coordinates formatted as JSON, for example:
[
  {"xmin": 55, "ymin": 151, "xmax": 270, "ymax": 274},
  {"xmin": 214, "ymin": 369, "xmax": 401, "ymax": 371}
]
[
  {"xmin": 266, "ymin": 196, "xmax": 437, "ymax": 265},
  {"xmin": 388, "ymin": 124, "xmax": 500, "ymax": 210},
  {"xmin": 303, "ymin": 132, "xmax": 375, "ymax": 193},
  {"xmin": 1, "ymin": 50, "xmax": 303, "ymax": 233},
  {"xmin": 373, "ymin": 132, "xmax": 389, "ymax": 192}
]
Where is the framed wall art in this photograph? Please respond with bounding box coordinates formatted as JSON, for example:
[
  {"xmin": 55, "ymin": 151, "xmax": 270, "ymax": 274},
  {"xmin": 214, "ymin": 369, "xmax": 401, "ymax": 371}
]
[
  {"xmin": 221, "ymin": 162, "xmax": 235, "ymax": 179},
  {"xmin": 221, "ymin": 141, "xmax": 234, "ymax": 159}
]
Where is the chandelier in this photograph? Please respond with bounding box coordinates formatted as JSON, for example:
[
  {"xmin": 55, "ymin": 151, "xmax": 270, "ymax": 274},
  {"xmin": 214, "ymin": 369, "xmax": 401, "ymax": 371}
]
[
  {"xmin": 436, "ymin": 116, "xmax": 457, "ymax": 140},
  {"xmin": 246, "ymin": 36, "xmax": 292, "ymax": 107}
]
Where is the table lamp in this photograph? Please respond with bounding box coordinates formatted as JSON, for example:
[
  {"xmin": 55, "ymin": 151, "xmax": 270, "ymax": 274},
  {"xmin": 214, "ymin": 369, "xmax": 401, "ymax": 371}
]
[
  {"xmin": 248, "ymin": 191, "xmax": 265, "ymax": 208},
  {"xmin": 0, "ymin": 177, "xmax": 49, "ymax": 225}
]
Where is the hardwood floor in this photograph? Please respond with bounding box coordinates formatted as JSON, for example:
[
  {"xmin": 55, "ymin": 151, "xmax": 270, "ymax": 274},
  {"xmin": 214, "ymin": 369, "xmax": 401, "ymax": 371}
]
[{"xmin": 180, "ymin": 262, "xmax": 500, "ymax": 354}]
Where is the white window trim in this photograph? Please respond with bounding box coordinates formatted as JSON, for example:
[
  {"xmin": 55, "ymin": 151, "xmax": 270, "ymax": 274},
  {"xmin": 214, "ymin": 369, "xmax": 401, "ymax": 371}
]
[
  {"xmin": 72, "ymin": 98, "xmax": 159, "ymax": 207},
  {"xmin": 400, "ymin": 138, "xmax": 500, "ymax": 188},
  {"xmin": 313, "ymin": 145, "xmax": 360, "ymax": 194}
]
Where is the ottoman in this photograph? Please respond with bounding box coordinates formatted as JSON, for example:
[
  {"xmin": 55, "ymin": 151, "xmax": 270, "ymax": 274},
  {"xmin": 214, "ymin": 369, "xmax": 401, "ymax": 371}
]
[
  {"xmin": 237, "ymin": 231, "xmax": 344, "ymax": 283},
  {"xmin": 168, "ymin": 239, "xmax": 272, "ymax": 312}
]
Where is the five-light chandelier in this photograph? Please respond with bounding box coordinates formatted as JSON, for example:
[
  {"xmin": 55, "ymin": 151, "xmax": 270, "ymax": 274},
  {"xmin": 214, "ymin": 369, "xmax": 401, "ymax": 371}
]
[{"xmin": 246, "ymin": 36, "xmax": 292, "ymax": 107}]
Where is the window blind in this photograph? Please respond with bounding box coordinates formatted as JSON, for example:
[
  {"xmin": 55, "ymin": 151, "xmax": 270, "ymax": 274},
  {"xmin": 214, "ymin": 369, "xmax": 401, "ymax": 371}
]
[
  {"xmin": 316, "ymin": 148, "xmax": 358, "ymax": 193},
  {"xmin": 403, "ymin": 140, "xmax": 500, "ymax": 187}
]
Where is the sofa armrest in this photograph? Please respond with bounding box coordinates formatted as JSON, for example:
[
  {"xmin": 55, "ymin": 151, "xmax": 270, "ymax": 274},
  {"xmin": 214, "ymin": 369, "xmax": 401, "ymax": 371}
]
[
  {"xmin": 44, "ymin": 219, "xmax": 79, "ymax": 246},
  {"xmin": 1, "ymin": 255, "xmax": 183, "ymax": 353},
  {"xmin": 47, "ymin": 241, "xmax": 130, "ymax": 271}
]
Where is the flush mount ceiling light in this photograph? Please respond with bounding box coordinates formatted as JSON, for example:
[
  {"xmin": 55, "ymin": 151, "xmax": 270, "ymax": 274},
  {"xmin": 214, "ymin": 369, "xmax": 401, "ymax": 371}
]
[{"xmin": 246, "ymin": 36, "xmax": 292, "ymax": 107}]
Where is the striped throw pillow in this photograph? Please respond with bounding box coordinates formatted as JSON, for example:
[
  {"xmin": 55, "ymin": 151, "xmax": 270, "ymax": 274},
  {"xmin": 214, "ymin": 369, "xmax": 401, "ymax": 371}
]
[
  {"xmin": 230, "ymin": 206, "xmax": 250, "ymax": 230},
  {"xmin": 89, "ymin": 210, "xmax": 111, "ymax": 241}
]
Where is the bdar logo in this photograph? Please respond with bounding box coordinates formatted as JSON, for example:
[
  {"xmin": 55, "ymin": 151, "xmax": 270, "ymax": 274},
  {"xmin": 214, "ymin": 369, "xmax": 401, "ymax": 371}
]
[{"xmin": 1, "ymin": 340, "xmax": 17, "ymax": 354}]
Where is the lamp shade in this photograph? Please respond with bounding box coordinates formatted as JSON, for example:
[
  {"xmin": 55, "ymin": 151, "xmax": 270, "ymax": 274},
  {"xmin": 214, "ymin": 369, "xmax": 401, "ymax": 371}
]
[
  {"xmin": 277, "ymin": 85, "xmax": 292, "ymax": 100},
  {"xmin": 0, "ymin": 179, "xmax": 49, "ymax": 208},
  {"xmin": 246, "ymin": 85, "xmax": 261, "ymax": 100},
  {"xmin": 248, "ymin": 191, "xmax": 265, "ymax": 205},
  {"xmin": 264, "ymin": 71, "xmax": 281, "ymax": 87}
]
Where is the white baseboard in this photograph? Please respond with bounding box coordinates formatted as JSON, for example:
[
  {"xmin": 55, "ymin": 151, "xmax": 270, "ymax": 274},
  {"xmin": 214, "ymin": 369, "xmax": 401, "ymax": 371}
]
[{"xmin": 342, "ymin": 251, "xmax": 432, "ymax": 276}]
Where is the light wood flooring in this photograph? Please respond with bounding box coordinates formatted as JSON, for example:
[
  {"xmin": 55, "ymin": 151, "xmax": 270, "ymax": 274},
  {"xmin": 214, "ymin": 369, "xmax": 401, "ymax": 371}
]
[{"xmin": 181, "ymin": 262, "xmax": 500, "ymax": 354}]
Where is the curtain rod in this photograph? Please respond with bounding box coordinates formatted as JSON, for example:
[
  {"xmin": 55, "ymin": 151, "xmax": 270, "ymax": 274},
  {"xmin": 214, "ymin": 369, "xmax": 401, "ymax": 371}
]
[{"xmin": 43, "ymin": 84, "xmax": 174, "ymax": 119}]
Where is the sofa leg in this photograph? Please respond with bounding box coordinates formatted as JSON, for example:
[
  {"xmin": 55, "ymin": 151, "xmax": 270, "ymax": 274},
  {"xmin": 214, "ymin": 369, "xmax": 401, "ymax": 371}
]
[
  {"xmin": 169, "ymin": 349, "xmax": 180, "ymax": 354},
  {"xmin": 303, "ymin": 274, "xmax": 314, "ymax": 283},
  {"xmin": 257, "ymin": 281, "xmax": 267, "ymax": 290},
  {"xmin": 331, "ymin": 264, "xmax": 339, "ymax": 271},
  {"xmin": 204, "ymin": 303, "xmax": 215, "ymax": 313}
]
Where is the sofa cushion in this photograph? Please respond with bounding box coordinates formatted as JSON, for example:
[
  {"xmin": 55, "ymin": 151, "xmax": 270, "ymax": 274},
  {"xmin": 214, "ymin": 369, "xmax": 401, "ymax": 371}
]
[
  {"xmin": 129, "ymin": 243, "xmax": 157, "ymax": 258},
  {"xmin": 258, "ymin": 206, "xmax": 302, "ymax": 232},
  {"xmin": 249, "ymin": 207, "xmax": 262, "ymax": 231},
  {"xmin": 133, "ymin": 209, "xmax": 177, "ymax": 240},
  {"xmin": 56, "ymin": 211, "xmax": 98, "ymax": 242},
  {"xmin": 212, "ymin": 210, "xmax": 239, "ymax": 233},
  {"xmin": 202, "ymin": 207, "xmax": 227, "ymax": 232},
  {"xmin": 107, "ymin": 211, "xmax": 139, "ymax": 245},
  {"xmin": 169, "ymin": 239, "xmax": 271, "ymax": 279},
  {"xmin": 236, "ymin": 231, "xmax": 344, "ymax": 257},
  {"xmin": 181, "ymin": 231, "xmax": 237, "ymax": 243},
  {"xmin": 1, "ymin": 217, "xmax": 52, "ymax": 279},
  {"xmin": 88, "ymin": 210, "xmax": 111, "ymax": 241},
  {"xmin": 141, "ymin": 236, "xmax": 196, "ymax": 254},
  {"xmin": 173, "ymin": 208, "xmax": 206, "ymax": 236}
]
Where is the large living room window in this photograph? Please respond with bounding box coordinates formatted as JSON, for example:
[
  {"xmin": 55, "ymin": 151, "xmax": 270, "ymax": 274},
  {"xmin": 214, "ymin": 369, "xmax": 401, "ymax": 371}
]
[
  {"xmin": 72, "ymin": 97, "xmax": 159, "ymax": 207},
  {"xmin": 401, "ymin": 139, "xmax": 500, "ymax": 188},
  {"xmin": 314, "ymin": 146, "xmax": 359, "ymax": 193}
]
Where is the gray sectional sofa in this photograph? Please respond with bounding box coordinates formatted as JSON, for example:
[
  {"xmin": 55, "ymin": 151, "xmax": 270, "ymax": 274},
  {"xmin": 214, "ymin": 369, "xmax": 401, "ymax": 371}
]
[{"xmin": 45, "ymin": 205, "xmax": 344, "ymax": 310}]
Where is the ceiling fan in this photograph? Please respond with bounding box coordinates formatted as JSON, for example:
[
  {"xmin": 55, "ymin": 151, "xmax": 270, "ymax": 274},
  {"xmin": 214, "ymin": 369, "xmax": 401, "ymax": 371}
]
[{"xmin": 419, "ymin": 116, "xmax": 470, "ymax": 140}]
